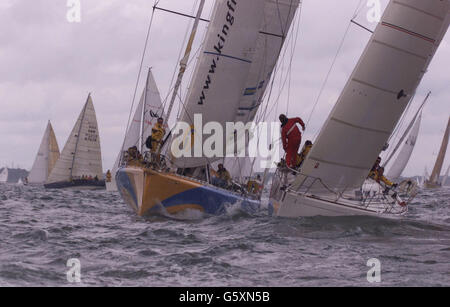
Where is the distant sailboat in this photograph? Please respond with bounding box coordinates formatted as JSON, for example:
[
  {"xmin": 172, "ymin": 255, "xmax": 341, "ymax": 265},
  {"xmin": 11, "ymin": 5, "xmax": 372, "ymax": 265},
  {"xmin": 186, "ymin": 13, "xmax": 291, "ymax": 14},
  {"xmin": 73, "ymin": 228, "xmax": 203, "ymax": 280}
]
[
  {"xmin": 424, "ymin": 117, "xmax": 450, "ymax": 188},
  {"xmin": 0, "ymin": 168, "xmax": 8, "ymax": 183},
  {"xmin": 270, "ymin": 0, "xmax": 449, "ymax": 217},
  {"xmin": 28, "ymin": 121, "xmax": 60, "ymax": 184},
  {"xmin": 107, "ymin": 68, "xmax": 166, "ymax": 192},
  {"xmin": 442, "ymin": 165, "xmax": 450, "ymax": 186},
  {"xmin": 45, "ymin": 94, "xmax": 105, "ymax": 190}
]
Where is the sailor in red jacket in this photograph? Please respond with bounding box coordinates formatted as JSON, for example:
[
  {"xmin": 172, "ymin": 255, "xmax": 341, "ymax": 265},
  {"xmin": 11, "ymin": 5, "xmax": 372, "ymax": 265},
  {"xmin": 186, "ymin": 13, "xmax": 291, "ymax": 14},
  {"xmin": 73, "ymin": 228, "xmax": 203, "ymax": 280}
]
[{"xmin": 279, "ymin": 114, "xmax": 306, "ymax": 168}]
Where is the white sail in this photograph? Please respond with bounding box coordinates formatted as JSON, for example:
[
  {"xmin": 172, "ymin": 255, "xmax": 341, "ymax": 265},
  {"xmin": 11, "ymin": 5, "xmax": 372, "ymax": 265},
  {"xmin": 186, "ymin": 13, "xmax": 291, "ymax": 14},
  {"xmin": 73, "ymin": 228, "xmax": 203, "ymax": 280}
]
[
  {"xmin": 386, "ymin": 113, "xmax": 422, "ymax": 180},
  {"xmin": 47, "ymin": 94, "xmax": 103, "ymax": 183},
  {"xmin": 428, "ymin": 117, "xmax": 450, "ymax": 184},
  {"xmin": 173, "ymin": 0, "xmax": 266, "ymax": 168},
  {"xmin": 294, "ymin": 0, "xmax": 449, "ymax": 193},
  {"xmin": 226, "ymin": 0, "xmax": 301, "ymax": 180},
  {"xmin": 0, "ymin": 168, "xmax": 8, "ymax": 183},
  {"xmin": 236, "ymin": 0, "xmax": 300, "ymax": 122},
  {"xmin": 141, "ymin": 69, "xmax": 167, "ymax": 152},
  {"xmin": 28, "ymin": 121, "xmax": 60, "ymax": 183}
]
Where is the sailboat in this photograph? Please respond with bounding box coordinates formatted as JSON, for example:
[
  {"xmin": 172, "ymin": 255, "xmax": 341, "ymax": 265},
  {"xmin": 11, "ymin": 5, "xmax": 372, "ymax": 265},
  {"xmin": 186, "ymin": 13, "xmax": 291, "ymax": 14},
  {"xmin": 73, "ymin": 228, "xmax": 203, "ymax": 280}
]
[
  {"xmin": 116, "ymin": 0, "xmax": 301, "ymax": 216},
  {"xmin": 442, "ymin": 165, "xmax": 450, "ymax": 186},
  {"xmin": 28, "ymin": 121, "xmax": 60, "ymax": 184},
  {"xmin": 44, "ymin": 94, "xmax": 105, "ymax": 190},
  {"xmin": 0, "ymin": 168, "xmax": 8, "ymax": 183},
  {"xmin": 270, "ymin": 0, "xmax": 449, "ymax": 218},
  {"xmin": 107, "ymin": 68, "xmax": 166, "ymax": 192},
  {"xmin": 424, "ymin": 117, "xmax": 450, "ymax": 188}
]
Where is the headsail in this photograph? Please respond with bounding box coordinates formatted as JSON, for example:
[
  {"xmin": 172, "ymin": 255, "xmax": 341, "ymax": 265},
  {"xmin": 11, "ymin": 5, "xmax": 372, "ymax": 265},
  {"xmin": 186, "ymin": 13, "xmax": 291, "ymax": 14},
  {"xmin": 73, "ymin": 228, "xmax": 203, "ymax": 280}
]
[
  {"xmin": 28, "ymin": 121, "xmax": 60, "ymax": 183},
  {"xmin": 295, "ymin": 0, "xmax": 450, "ymax": 193},
  {"xmin": 428, "ymin": 117, "xmax": 450, "ymax": 184},
  {"xmin": 141, "ymin": 69, "xmax": 167, "ymax": 153},
  {"xmin": 173, "ymin": 0, "xmax": 266, "ymax": 168},
  {"xmin": 47, "ymin": 94, "xmax": 103, "ymax": 183},
  {"xmin": 386, "ymin": 113, "xmax": 422, "ymax": 180},
  {"xmin": 111, "ymin": 69, "xmax": 165, "ymax": 175}
]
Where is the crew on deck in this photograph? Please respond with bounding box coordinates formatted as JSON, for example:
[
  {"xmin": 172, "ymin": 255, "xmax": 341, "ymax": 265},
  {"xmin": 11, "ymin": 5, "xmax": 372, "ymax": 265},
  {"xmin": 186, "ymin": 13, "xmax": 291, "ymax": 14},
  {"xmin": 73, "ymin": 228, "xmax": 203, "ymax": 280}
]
[
  {"xmin": 106, "ymin": 170, "xmax": 112, "ymax": 183},
  {"xmin": 247, "ymin": 174, "xmax": 262, "ymax": 195},
  {"xmin": 296, "ymin": 140, "xmax": 313, "ymax": 169},
  {"xmin": 368, "ymin": 157, "xmax": 397, "ymax": 189},
  {"xmin": 211, "ymin": 164, "xmax": 231, "ymax": 189},
  {"xmin": 279, "ymin": 114, "xmax": 306, "ymax": 168},
  {"xmin": 146, "ymin": 117, "xmax": 166, "ymax": 165}
]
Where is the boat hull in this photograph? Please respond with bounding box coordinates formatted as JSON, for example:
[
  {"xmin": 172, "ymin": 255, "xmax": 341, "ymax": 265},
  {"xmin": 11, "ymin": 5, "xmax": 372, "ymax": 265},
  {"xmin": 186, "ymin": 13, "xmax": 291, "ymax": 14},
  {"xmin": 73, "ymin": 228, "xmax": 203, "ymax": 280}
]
[
  {"xmin": 106, "ymin": 179, "xmax": 118, "ymax": 192},
  {"xmin": 44, "ymin": 180, "xmax": 106, "ymax": 190},
  {"xmin": 116, "ymin": 167, "xmax": 260, "ymax": 216},
  {"xmin": 270, "ymin": 192, "xmax": 406, "ymax": 218},
  {"xmin": 423, "ymin": 181, "xmax": 442, "ymax": 189}
]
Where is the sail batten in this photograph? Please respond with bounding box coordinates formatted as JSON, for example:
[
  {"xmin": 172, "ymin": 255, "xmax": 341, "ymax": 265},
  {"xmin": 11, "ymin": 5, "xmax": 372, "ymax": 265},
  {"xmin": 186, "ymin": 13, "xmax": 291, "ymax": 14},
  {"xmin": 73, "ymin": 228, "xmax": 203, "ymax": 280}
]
[{"xmin": 295, "ymin": 0, "xmax": 449, "ymax": 193}]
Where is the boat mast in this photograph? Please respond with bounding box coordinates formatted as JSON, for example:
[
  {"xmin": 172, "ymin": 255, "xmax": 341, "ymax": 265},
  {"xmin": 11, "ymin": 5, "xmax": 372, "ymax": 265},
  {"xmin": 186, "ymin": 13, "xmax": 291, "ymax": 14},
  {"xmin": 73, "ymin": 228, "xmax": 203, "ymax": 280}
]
[
  {"xmin": 165, "ymin": 0, "xmax": 206, "ymax": 121},
  {"xmin": 141, "ymin": 69, "xmax": 150, "ymax": 153},
  {"xmin": 70, "ymin": 93, "xmax": 90, "ymax": 180}
]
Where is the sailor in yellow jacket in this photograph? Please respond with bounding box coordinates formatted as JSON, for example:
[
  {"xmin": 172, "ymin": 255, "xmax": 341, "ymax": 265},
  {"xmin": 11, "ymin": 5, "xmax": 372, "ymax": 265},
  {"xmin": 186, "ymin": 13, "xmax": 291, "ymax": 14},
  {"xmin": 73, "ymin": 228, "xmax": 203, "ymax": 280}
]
[
  {"xmin": 296, "ymin": 140, "xmax": 313, "ymax": 168},
  {"xmin": 150, "ymin": 117, "xmax": 166, "ymax": 154},
  {"xmin": 369, "ymin": 166, "xmax": 396, "ymax": 188}
]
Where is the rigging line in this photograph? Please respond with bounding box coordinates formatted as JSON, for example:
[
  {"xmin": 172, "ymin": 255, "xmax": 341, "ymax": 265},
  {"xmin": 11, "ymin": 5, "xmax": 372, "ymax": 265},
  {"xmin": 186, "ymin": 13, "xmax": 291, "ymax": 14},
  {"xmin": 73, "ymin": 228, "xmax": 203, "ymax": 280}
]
[
  {"xmin": 263, "ymin": 4, "xmax": 302, "ymax": 121},
  {"xmin": 161, "ymin": 0, "xmax": 200, "ymax": 113},
  {"xmin": 307, "ymin": 0, "xmax": 364, "ymax": 138},
  {"xmin": 121, "ymin": 2, "xmax": 157, "ymax": 153}
]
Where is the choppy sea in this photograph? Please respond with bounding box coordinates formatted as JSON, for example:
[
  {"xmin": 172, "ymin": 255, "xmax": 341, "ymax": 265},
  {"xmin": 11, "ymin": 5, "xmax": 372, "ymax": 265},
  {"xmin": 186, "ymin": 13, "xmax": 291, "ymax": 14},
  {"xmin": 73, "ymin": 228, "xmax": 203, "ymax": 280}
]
[{"xmin": 0, "ymin": 183, "xmax": 449, "ymax": 286}]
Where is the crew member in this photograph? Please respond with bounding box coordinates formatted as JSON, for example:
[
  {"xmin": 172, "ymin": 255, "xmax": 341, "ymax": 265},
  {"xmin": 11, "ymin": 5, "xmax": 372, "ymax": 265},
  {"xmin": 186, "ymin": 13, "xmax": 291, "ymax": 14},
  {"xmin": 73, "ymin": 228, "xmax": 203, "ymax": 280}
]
[{"xmin": 280, "ymin": 114, "xmax": 306, "ymax": 168}]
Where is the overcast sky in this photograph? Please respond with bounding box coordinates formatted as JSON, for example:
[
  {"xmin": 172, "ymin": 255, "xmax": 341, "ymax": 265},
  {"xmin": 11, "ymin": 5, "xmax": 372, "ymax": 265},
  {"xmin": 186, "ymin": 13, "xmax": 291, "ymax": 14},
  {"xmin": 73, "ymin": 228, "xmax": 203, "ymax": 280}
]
[{"xmin": 0, "ymin": 0, "xmax": 448, "ymax": 177}]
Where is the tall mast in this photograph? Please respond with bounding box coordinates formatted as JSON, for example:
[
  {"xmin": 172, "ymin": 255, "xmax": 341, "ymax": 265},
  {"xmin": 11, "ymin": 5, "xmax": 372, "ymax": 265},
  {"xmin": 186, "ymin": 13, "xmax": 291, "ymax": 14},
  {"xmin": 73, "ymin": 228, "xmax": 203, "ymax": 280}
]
[{"xmin": 165, "ymin": 0, "xmax": 206, "ymax": 121}]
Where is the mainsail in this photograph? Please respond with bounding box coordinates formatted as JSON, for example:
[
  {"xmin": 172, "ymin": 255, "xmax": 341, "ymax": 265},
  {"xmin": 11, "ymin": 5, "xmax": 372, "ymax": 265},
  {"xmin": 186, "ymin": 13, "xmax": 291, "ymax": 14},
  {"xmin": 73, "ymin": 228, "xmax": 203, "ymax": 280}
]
[
  {"xmin": 47, "ymin": 94, "xmax": 103, "ymax": 183},
  {"xmin": 28, "ymin": 121, "xmax": 60, "ymax": 183},
  {"xmin": 428, "ymin": 117, "xmax": 450, "ymax": 184},
  {"xmin": 386, "ymin": 113, "xmax": 422, "ymax": 180},
  {"xmin": 294, "ymin": 0, "xmax": 449, "ymax": 193},
  {"xmin": 173, "ymin": 0, "xmax": 266, "ymax": 168}
]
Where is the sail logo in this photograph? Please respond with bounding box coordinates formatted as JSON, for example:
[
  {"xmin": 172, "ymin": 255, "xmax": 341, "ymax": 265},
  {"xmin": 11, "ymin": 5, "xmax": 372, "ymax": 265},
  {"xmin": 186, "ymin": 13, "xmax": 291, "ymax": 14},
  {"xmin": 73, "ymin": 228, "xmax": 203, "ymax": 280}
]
[
  {"xmin": 66, "ymin": 0, "xmax": 81, "ymax": 23},
  {"xmin": 198, "ymin": 0, "xmax": 237, "ymax": 105},
  {"xmin": 171, "ymin": 114, "xmax": 280, "ymax": 169}
]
